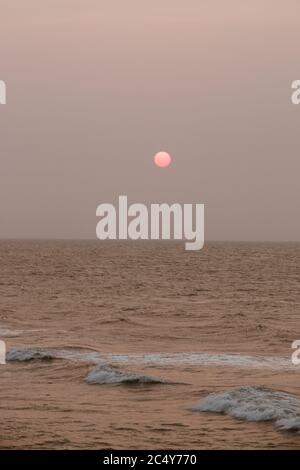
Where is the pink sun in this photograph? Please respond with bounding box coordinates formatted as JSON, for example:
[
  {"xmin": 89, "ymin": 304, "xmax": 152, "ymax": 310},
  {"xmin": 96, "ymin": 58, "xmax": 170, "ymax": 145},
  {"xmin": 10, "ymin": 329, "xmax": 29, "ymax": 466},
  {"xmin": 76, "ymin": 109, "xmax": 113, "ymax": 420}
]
[{"xmin": 154, "ymin": 151, "xmax": 172, "ymax": 168}]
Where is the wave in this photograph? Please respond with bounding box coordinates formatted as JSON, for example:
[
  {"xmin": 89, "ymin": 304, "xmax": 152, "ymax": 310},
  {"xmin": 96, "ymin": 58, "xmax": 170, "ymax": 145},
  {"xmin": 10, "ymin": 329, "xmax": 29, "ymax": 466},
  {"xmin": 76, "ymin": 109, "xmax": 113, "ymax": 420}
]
[
  {"xmin": 193, "ymin": 386, "xmax": 300, "ymax": 433},
  {"xmin": 7, "ymin": 347, "xmax": 171, "ymax": 385},
  {"xmin": 6, "ymin": 347, "xmax": 101, "ymax": 363},
  {"xmin": 85, "ymin": 365, "xmax": 169, "ymax": 385},
  {"xmin": 7, "ymin": 348, "xmax": 55, "ymax": 361},
  {"xmin": 6, "ymin": 347, "xmax": 293, "ymax": 370}
]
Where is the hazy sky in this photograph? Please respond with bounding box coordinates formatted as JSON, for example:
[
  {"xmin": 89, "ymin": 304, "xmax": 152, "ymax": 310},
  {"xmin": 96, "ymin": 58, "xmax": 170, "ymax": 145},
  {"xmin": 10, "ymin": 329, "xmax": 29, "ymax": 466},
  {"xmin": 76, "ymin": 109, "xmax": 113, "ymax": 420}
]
[{"xmin": 0, "ymin": 1, "xmax": 299, "ymax": 240}]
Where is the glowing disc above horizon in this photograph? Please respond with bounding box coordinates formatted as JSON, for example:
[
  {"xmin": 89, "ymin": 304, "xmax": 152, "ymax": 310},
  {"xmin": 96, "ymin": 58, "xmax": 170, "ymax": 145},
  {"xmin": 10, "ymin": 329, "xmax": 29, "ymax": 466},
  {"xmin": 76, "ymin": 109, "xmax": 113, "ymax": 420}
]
[{"xmin": 154, "ymin": 151, "xmax": 172, "ymax": 168}]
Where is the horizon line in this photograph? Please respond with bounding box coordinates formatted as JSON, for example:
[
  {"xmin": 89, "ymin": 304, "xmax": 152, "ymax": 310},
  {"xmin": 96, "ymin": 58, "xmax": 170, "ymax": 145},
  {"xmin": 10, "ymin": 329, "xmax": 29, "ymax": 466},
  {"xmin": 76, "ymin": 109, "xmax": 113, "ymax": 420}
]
[{"xmin": 0, "ymin": 238, "xmax": 299, "ymax": 244}]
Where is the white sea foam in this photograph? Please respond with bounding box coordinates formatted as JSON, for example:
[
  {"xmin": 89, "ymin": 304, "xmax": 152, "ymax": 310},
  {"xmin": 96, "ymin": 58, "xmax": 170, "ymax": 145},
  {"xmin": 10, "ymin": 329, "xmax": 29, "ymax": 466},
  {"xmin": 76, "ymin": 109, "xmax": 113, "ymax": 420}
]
[
  {"xmin": 193, "ymin": 386, "xmax": 300, "ymax": 432},
  {"xmin": 6, "ymin": 347, "xmax": 293, "ymax": 370},
  {"xmin": 101, "ymin": 352, "xmax": 293, "ymax": 370},
  {"xmin": 86, "ymin": 365, "xmax": 168, "ymax": 385}
]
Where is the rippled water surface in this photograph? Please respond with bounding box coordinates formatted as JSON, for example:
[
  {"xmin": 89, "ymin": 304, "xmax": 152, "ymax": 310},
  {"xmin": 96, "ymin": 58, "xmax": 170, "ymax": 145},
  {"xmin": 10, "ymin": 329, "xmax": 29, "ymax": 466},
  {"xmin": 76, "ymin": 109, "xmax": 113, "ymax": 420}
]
[{"xmin": 0, "ymin": 241, "xmax": 299, "ymax": 449}]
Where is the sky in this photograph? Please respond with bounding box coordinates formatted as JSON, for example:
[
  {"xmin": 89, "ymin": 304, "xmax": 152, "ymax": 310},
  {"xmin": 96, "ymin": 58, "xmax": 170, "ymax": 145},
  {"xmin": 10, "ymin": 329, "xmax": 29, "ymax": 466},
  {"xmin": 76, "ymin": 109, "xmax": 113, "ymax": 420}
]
[{"xmin": 0, "ymin": 0, "xmax": 299, "ymax": 240}]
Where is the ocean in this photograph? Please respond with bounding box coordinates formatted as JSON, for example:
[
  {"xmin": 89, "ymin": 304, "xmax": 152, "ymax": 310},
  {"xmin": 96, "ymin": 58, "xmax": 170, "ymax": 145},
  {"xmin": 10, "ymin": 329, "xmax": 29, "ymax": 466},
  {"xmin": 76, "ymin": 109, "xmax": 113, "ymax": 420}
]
[{"xmin": 0, "ymin": 240, "xmax": 299, "ymax": 449}]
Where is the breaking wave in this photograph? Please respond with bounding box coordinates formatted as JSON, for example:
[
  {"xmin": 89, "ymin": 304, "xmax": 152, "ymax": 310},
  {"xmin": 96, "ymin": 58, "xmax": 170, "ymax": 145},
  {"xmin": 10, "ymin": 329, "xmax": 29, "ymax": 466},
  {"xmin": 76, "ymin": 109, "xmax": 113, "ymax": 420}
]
[
  {"xmin": 6, "ymin": 347, "xmax": 101, "ymax": 363},
  {"xmin": 85, "ymin": 365, "xmax": 168, "ymax": 385},
  {"xmin": 7, "ymin": 348, "xmax": 56, "ymax": 361},
  {"xmin": 193, "ymin": 386, "xmax": 300, "ymax": 432}
]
